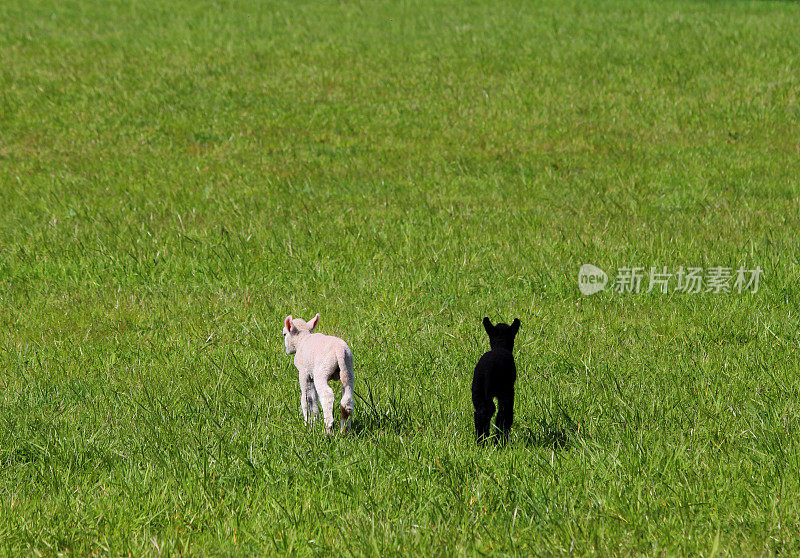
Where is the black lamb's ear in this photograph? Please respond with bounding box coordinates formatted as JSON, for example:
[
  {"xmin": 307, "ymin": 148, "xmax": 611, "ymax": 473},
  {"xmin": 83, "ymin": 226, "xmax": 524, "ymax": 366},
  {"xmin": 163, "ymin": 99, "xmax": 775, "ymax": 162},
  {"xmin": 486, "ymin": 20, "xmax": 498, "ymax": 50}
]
[
  {"xmin": 483, "ymin": 317, "xmax": 494, "ymax": 335},
  {"xmin": 511, "ymin": 318, "xmax": 521, "ymax": 334}
]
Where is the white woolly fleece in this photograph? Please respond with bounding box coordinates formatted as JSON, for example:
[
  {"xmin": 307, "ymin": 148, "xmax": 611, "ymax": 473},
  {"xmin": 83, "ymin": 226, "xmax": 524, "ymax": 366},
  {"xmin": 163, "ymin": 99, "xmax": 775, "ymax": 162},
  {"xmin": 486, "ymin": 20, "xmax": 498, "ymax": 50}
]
[{"xmin": 283, "ymin": 314, "xmax": 355, "ymax": 433}]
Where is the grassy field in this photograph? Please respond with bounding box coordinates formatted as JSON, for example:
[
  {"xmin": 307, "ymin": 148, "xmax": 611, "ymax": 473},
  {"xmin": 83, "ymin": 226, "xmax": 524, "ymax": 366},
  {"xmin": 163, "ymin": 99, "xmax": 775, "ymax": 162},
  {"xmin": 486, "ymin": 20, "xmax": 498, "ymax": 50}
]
[{"xmin": 2, "ymin": 0, "xmax": 800, "ymax": 555}]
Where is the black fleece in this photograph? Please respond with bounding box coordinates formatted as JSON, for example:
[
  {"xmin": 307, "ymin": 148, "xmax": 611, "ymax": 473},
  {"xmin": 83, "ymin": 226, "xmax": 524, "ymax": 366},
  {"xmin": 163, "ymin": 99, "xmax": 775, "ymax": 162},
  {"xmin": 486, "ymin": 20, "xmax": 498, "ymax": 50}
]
[{"xmin": 472, "ymin": 317, "xmax": 520, "ymax": 445}]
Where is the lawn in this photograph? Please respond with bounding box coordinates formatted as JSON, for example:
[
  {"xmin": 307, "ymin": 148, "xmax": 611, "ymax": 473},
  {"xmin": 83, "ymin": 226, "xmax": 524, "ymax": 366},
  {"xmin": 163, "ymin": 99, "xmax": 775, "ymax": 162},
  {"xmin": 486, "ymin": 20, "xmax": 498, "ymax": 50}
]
[{"xmin": 1, "ymin": 0, "xmax": 799, "ymax": 555}]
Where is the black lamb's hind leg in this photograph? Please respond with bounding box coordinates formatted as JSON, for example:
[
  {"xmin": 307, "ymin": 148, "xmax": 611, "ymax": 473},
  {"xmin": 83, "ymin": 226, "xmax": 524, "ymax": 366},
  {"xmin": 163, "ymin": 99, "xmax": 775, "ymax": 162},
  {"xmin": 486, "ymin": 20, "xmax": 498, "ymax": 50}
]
[
  {"xmin": 495, "ymin": 390, "xmax": 515, "ymax": 445},
  {"xmin": 473, "ymin": 398, "xmax": 495, "ymax": 446}
]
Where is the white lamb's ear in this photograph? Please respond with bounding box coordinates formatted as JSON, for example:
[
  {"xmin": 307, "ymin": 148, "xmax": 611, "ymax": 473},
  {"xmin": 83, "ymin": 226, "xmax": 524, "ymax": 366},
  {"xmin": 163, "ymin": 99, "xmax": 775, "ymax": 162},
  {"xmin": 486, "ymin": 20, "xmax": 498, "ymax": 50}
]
[
  {"xmin": 308, "ymin": 313, "xmax": 320, "ymax": 330},
  {"xmin": 284, "ymin": 315, "xmax": 294, "ymax": 332}
]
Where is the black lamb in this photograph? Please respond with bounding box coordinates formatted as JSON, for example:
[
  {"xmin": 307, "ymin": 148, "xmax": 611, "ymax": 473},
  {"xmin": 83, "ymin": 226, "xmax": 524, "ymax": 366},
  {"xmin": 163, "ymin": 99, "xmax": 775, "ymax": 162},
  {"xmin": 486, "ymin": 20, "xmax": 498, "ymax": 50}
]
[{"xmin": 472, "ymin": 317, "xmax": 521, "ymax": 445}]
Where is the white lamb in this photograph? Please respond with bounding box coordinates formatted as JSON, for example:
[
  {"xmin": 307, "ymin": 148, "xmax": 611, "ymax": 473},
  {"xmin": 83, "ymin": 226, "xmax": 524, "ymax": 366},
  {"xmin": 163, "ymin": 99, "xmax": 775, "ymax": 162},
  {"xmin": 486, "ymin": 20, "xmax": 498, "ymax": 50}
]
[{"xmin": 282, "ymin": 313, "xmax": 355, "ymax": 433}]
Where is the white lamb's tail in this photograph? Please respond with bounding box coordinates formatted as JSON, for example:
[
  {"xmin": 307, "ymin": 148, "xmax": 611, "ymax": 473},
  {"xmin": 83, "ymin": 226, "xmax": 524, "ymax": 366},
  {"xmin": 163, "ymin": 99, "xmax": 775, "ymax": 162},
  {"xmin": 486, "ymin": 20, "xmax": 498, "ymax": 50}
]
[{"xmin": 338, "ymin": 346, "xmax": 355, "ymax": 432}]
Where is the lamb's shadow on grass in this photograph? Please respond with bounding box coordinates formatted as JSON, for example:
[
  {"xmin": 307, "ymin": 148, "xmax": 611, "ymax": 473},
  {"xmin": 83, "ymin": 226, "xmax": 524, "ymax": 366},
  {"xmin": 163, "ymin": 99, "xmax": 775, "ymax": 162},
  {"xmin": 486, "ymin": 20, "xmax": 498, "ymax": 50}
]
[
  {"xmin": 348, "ymin": 389, "xmax": 415, "ymax": 436},
  {"xmin": 515, "ymin": 409, "xmax": 583, "ymax": 450},
  {"xmin": 349, "ymin": 414, "xmax": 410, "ymax": 436}
]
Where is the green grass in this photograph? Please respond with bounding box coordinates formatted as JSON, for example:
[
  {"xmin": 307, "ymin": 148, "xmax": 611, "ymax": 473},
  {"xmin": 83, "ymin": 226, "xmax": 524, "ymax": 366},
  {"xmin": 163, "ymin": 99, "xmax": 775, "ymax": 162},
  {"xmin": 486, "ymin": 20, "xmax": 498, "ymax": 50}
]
[{"xmin": 2, "ymin": 0, "xmax": 800, "ymax": 555}]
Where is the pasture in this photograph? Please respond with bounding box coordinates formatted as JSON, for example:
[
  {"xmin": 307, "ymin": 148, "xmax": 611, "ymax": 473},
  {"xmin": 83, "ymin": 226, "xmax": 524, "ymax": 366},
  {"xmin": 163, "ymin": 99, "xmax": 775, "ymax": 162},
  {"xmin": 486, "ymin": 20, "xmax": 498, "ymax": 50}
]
[{"xmin": 1, "ymin": 0, "xmax": 799, "ymax": 555}]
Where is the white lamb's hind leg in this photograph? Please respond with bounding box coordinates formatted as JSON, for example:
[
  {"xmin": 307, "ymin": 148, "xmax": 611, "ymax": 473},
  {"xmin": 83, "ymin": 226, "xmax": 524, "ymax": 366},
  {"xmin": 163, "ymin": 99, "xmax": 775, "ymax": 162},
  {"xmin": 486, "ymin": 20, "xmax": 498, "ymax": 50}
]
[
  {"xmin": 340, "ymin": 393, "xmax": 353, "ymax": 433},
  {"xmin": 314, "ymin": 376, "xmax": 336, "ymax": 434},
  {"xmin": 339, "ymin": 350, "xmax": 355, "ymax": 433},
  {"xmin": 339, "ymin": 378, "xmax": 354, "ymax": 434}
]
